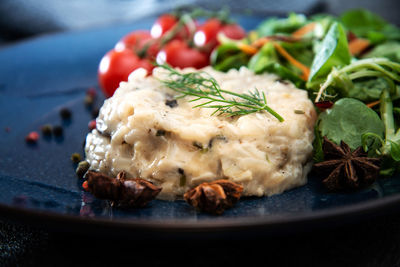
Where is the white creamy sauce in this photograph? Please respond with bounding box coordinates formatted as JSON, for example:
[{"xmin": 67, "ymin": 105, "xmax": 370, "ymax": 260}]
[{"xmin": 85, "ymin": 67, "xmax": 317, "ymax": 200}]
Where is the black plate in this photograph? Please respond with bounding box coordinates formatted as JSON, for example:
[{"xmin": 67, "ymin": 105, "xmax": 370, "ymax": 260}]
[{"xmin": 1, "ymin": 14, "xmax": 400, "ymax": 238}]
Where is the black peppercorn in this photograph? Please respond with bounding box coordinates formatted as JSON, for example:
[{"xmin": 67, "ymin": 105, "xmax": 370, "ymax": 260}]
[
  {"xmin": 60, "ymin": 108, "xmax": 72, "ymax": 120},
  {"xmin": 53, "ymin": 125, "xmax": 63, "ymax": 136},
  {"xmin": 91, "ymin": 107, "xmax": 100, "ymax": 118}
]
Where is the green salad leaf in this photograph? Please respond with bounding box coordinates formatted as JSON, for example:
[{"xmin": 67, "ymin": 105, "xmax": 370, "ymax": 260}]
[
  {"xmin": 211, "ymin": 43, "xmax": 250, "ymax": 72},
  {"xmin": 248, "ymin": 42, "xmax": 305, "ymax": 87},
  {"xmin": 318, "ymin": 98, "xmax": 384, "ymax": 150},
  {"xmin": 307, "ymin": 22, "xmax": 351, "ymax": 90},
  {"xmin": 256, "ymin": 13, "xmax": 307, "ymax": 36},
  {"xmin": 363, "ymin": 42, "xmax": 400, "ymax": 63},
  {"xmin": 340, "ymin": 9, "xmax": 400, "ymax": 44}
]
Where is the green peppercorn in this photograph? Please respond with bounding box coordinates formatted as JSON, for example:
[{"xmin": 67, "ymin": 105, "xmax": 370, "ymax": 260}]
[
  {"xmin": 71, "ymin": 153, "xmax": 81, "ymax": 163},
  {"xmin": 41, "ymin": 124, "xmax": 52, "ymax": 136},
  {"xmin": 76, "ymin": 161, "xmax": 90, "ymax": 179}
]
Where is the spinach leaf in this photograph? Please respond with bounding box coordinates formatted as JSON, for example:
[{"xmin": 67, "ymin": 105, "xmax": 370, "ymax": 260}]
[
  {"xmin": 363, "ymin": 42, "xmax": 400, "ymax": 63},
  {"xmin": 257, "ymin": 13, "xmax": 307, "ymax": 36},
  {"xmin": 340, "ymin": 9, "xmax": 400, "ymax": 44},
  {"xmin": 211, "ymin": 43, "xmax": 249, "ymax": 72},
  {"xmin": 307, "ymin": 22, "xmax": 351, "ymax": 90},
  {"xmin": 340, "ymin": 9, "xmax": 387, "ymax": 37},
  {"xmin": 318, "ymin": 98, "xmax": 384, "ymax": 150}
]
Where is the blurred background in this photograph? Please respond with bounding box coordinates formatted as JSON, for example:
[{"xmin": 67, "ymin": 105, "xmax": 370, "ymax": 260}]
[{"xmin": 0, "ymin": 0, "xmax": 399, "ymax": 46}]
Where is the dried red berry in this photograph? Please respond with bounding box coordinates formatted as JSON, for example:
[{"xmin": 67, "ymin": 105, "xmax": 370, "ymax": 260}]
[
  {"xmin": 82, "ymin": 181, "xmax": 89, "ymax": 191},
  {"xmin": 86, "ymin": 87, "xmax": 97, "ymax": 98},
  {"xmin": 88, "ymin": 120, "xmax": 96, "ymax": 131},
  {"xmin": 315, "ymin": 101, "xmax": 334, "ymax": 110},
  {"xmin": 25, "ymin": 131, "xmax": 39, "ymax": 143}
]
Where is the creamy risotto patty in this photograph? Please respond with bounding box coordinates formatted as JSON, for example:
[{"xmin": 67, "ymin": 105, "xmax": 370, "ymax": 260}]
[{"xmin": 85, "ymin": 67, "xmax": 317, "ymax": 200}]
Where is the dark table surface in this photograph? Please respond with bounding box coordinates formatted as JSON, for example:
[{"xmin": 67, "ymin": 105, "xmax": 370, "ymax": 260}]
[{"xmin": 1, "ymin": 0, "xmax": 400, "ymax": 266}]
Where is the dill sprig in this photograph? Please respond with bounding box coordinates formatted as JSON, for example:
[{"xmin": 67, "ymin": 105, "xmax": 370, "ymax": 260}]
[{"xmin": 157, "ymin": 64, "xmax": 284, "ymax": 121}]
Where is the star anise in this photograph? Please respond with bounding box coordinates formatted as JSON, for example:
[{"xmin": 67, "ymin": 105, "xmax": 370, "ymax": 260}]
[
  {"xmin": 184, "ymin": 179, "xmax": 244, "ymax": 215},
  {"xmin": 313, "ymin": 137, "xmax": 380, "ymax": 191},
  {"xmin": 85, "ymin": 171, "xmax": 162, "ymax": 208}
]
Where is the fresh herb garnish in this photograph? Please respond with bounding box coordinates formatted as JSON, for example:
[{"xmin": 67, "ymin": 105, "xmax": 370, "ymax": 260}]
[{"xmin": 157, "ymin": 64, "xmax": 284, "ymax": 121}]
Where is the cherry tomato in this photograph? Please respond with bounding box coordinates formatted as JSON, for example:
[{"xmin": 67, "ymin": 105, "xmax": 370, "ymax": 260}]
[
  {"xmin": 194, "ymin": 19, "xmax": 246, "ymax": 53},
  {"xmin": 115, "ymin": 30, "xmax": 159, "ymax": 59},
  {"xmin": 193, "ymin": 18, "xmax": 222, "ymax": 48},
  {"xmin": 98, "ymin": 48, "xmax": 154, "ymax": 97},
  {"xmin": 151, "ymin": 14, "xmax": 178, "ymax": 38},
  {"xmin": 156, "ymin": 39, "xmax": 209, "ymax": 69},
  {"xmin": 220, "ymin": 24, "xmax": 246, "ymax": 40}
]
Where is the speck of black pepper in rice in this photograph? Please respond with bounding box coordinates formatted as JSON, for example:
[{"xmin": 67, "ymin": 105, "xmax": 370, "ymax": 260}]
[
  {"xmin": 53, "ymin": 125, "xmax": 63, "ymax": 136},
  {"xmin": 165, "ymin": 99, "xmax": 178, "ymax": 108},
  {"xmin": 192, "ymin": 141, "xmax": 203, "ymax": 149},
  {"xmin": 60, "ymin": 107, "xmax": 72, "ymax": 120},
  {"xmin": 41, "ymin": 124, "xmax": 52, "ymax": 136},
  {"xmin": 71, "ymin": 153, "xmax": 81, "ymax": 163},
  {"xmin": 156, "ymin": 129, "xmax": 166, "ymax": 136}
]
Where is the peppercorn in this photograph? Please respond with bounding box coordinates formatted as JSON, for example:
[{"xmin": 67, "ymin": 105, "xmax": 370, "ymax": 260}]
[
  {"xmin": 76, "ymin": 161, "xmax": 90, "ymax": 179},
  {"xmin": 41, "ymin": 124, "xmax": 52, "ymax": 136},
  {"xmin": 82, "ymin": 181, "xmax": 89, "ymax": 191},
  {"xmin": 84, "ymin": 95, "xmax": 94, "ymax": 107},
  {"xmin": 53, "ymin": 125, "xmax": 63, "ymax": 136},
  {"xmin": 91, "ymin": 107, "xmax": 99, "ymax": 118},
  {"xmin": 59, "ymin": 107, "xmax": 72, "ymax": 120},
  {"xmin": 88, "ymin": 120, "xmax": 96, "ymax": 131},
  {"xmin": 71, "ymin": 153, "xmax": 81, "ymax": 163},
  {"xmin": 86, "ymin": 87, "xmax": 97, "ymax": 98},
  {"xmin": 25, "ymin": 131, "xmax": 39, "ymax": 143}
]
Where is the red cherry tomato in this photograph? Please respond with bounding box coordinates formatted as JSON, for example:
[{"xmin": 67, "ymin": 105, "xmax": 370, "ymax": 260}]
[
  {"xmin": 220, "ymin": 24, "xmax": 246, "ymax": 40},
  {"xmin": 194, "ymin": 19, "xmax": 246, "ymax": 54},
  {"xmin": 98, "ymin": 49, "xmax": 154, "ymax": 97},
  {"xmin": 156, "ymin": 39, "xmax": 209, "ymax": 69},
  {"xmin": 115, "ymin": 30, "xmax": 159, "ymax": 59},
  {"xmin": 193, "ymin": 18, "xmax": 222, "ymax": 48},
  {"xmin": 151, "ymin": 14, "xmax": 178, "ymax": 38}
]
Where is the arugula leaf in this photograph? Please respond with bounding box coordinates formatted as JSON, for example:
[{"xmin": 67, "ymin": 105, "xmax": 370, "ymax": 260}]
[
  {"xmin": 340, "ymin": 9, "xmax": 400, "ymax": 44},
  {"xmin": 307, "ymin": 22, "xmax": 351, "ymax": 90},
  {"xmin": 363, "ymin": 42, "xmax": 400, "ymax": 63},
  {"xmin": 257, "ymin": 13, "xmax": 307, "ymax": 36},
  {"xmin": 318, "ymin": 98, "xmax": 384, "ymax": 150}
]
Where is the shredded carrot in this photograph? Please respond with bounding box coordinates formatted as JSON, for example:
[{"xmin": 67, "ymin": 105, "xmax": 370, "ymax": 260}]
[
  {"xmin": 349, "ymin": 38, "xmax": 370, "ymax": 55},
  {"xmin": 237, "ymin": 43, "xmax": 258, "ymax": 55},
  {"xmin": 273, "ymin": 43, "xmax": 310, "ymax": 80},
  {"xmin": 291, "ymin": 22, "xmax": 317, "ymax": 38},
  {"xmin": 366, "ymin": 100, "xmax": 380, "ymax": 108},
  {"xmin": 251, "ymin": 37, "xmax": 272, "ymax": 48}
]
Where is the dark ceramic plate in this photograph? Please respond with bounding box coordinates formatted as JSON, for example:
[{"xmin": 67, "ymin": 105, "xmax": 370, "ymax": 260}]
[{"xmin": 1, "ymin": 14, "xmax": 400, "ymax": 238}]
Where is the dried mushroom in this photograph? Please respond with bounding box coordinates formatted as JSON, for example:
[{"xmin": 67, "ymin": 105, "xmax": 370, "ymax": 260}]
[
  {"xmin": 85, "ymin": 171, "xmax": 161, "ymax": 208},
  {"xmin": 184, "ymin": 179, "xmax": 243, "ymax": 214}
]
